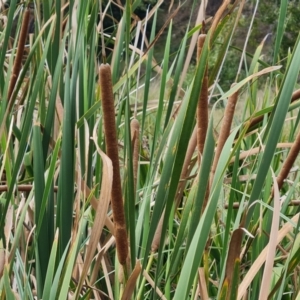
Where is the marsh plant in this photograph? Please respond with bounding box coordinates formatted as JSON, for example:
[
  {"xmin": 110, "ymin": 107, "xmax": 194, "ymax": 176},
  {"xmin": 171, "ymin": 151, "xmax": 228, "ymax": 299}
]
[{"xmin": 1, "ymin": 0, "xmax": 300, "ymax": 299}]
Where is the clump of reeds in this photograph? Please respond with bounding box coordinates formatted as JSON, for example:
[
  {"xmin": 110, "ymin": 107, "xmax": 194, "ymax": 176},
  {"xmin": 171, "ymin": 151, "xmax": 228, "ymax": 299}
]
[
  {"xmin": 8, "ymin": 8, "xmax": 30, "ymax": 105},
  {"xmin": 130, "ymin": 118, "xmax": 140, "ymax": 193},
  {"xmin": 196, "ymin": 34, "xmax": 208, "ymax": 161},
  {"xmin": 99, "ymin": 64, "xmax": 128, "ymax": 266}
]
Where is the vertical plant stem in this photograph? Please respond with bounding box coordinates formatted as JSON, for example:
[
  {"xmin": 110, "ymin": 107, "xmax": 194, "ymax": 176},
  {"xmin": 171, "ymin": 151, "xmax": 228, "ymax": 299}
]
[
  {"xmin": 99, "ymin": 64, "xmax": 128, "ymax": 266},
  {"xmin": 8, "ymin": 8, "xmax": 30, "ymax": 105},
  {"xmin": 247, "ymin": 89, "xmax": 300, "ymax": 133},
  {"xmin": 151, "ymin": 211, "xmax": 164, "ymax": 253},
  {"xmin": 130, "ymin": 118, "xmax": 140, "ymax": 193},
  {"xmin": 137, "ymin": 253, "xmax": 154, "ymax": 300},
  {"xmin": 274, "ymin": 129, "xmax": 300, "ymax": 193}
]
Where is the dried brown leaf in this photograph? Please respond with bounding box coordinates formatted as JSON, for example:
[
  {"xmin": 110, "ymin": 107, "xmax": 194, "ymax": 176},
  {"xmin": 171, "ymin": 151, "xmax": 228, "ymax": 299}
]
[
  {"xmin": 0, "ymin": 249, "xmax": 6, "ymax": 278},
  {"xmin": 258, "ymin": 171, "xmax": 281, "ymax": 300},
  {"xmin": 5, "ymin": 204, "xmax": 13, "ymax": 250},
  {"xmin": 121, "ymin": 260, "xmax": 142, "ymax": 300},
  {"xmin": 143, "ymin": 269, "xmax": 167, "ymax": 300},
  {"xmin": 198, "ymin": 268, "xmax": 209, "ymax": 300},
  {"xmin": 101, "ymin": 256, "xmax": 114, "ymax": 299},
  {"xmin": 230, "ymin": 143, "xmax": 293, "ymax": 163},
  {"xmin": 75, "ymin": 120, "xmax": 113, "ymax": 296}
]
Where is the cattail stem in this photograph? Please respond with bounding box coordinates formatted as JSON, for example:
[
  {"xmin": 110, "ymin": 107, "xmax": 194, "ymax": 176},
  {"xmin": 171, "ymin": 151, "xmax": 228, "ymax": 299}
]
[
  {"xmin": 99, "ymin": 64, "xmax": 128, "ymax": 266},
  {"xmin": 8, "ymin": 8, "xmax": 30, "ymax": 105},
  {"xmin": 151, "ymin": 211, "xmax": 164, "ymax": 253},
  {"xmin": 210, "ymin": 85, "xmax": 239, "ymax": 188},
  {"xmin": 137, "ymin": 253, "xmax": 154, "ymax": 300},
  {"xmin": 246, "ymin": 88, "xmax": 300, "ymax": 132},
  {"xmin": 226, "ymin": 200, "xmax": 300, "ymax": 209},
  {"xmin": 196, "ymin": 34, "xmax": 208, "ymax": 161},
  {"xmin": 130, "ymin": 118, "xmax": 140, "ymax": 193},
  {"xmin": 273, "ymin": 130, "xmax": 300, "ymax": 194}
]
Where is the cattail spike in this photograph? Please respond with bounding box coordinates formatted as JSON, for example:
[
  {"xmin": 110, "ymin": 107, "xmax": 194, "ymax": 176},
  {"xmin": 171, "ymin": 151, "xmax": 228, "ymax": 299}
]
[
  {"xmin": 210, "ymin": 84, "xmax": 239, "ymax": 188},
  {"xmin": 197, "ymin": 34, "xmax": 206, "ymax": 61},
  {"xmin": 197, "ymin": 34, "xmax": 208, "ymax": 161},
  {"xmin": 99, "ymin": 64, "xmax": 128, "ymax": 266}
]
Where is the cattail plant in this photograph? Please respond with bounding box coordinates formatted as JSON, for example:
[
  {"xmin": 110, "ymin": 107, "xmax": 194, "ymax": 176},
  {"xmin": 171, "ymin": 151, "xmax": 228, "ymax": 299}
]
[
  {"xmin": 7, "ymin": 8, "xmax": 30, "ymax": 105},
  {"xmin": 151, "ymin": 34, "xmax": 209, "ymax": 254},
  {"xmin": 210, "ymin": 85, "xmax": 239, "ymax": 189},
  {"xmin": 99, "ymin": 64, "xmax": 128, "ymax": 266},
  {"xmin": 196, "ymin": 34, "xmax": 208, "ymax": 160}
]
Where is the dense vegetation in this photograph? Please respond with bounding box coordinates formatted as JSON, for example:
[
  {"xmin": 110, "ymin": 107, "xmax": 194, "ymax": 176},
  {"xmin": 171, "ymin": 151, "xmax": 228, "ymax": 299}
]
[{"xmin": 1, "ymin": 0, "xmax": 300, "ymax": 299}]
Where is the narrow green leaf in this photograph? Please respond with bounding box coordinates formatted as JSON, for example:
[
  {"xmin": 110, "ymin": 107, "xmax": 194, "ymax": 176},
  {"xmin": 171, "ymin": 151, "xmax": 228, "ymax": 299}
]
[
  {"xmin": 33, "ymin": 124, "xmax": 49, "ymax": 298},
  {"xmin": 273, "ymin": 0, "xmax": 288, "ymax": 63},
  {"xmin": 173, "ymin": 125, "xmax": 241, "ymax": 299},
  {"xmin": 247, "ymin": 34, "xmax": 300, "ymax": 224},
  {"xmin": 3, "ymin": 268, "xmax": 15, "ymax": 300},
  {"xmin": 42, "ymin": 231, "xmax": 59, "ymax": 300}
]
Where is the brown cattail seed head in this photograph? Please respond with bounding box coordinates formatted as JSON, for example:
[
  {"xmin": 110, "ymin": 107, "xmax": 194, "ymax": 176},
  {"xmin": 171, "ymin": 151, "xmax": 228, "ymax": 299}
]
[
  {"xmin": 197, "ymin": 34, "xmax": 206, "ymax": 63},
  {"xmin": 210, "ymin": 83, "xmax": 239, "ymax": 187},
  {"xmin": 99, "ymin": 64, "xmax": 128, "ymax": 265},
  {"xmin": 197, "ymin": 34, "xmax": 208, "ymax": 158}
]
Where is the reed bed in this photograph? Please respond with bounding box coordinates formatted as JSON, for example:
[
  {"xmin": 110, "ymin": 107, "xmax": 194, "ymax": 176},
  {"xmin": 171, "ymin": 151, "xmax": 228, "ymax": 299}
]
[{"xmin": 1, "ymin": 1, "xmax": 300, "ymax": 299}]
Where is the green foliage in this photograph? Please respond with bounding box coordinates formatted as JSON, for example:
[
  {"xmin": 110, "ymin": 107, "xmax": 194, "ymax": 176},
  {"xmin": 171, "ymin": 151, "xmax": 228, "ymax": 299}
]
[
  {"xmin": 260, "ymin": 0, "xmax": 300, "ymax": 58},
  {"xmin": 1, "ymin": 0, "xmax": 300, "ymax": 299},
  {"xmin": 281, "ymin": 1, "xmax": 300, "ymax": 55}
]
